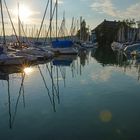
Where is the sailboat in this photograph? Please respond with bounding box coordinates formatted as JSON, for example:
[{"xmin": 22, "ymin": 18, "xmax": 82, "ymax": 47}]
[
  {"xmin": 15, "ymin": 1, "xmax": 54, "ymax": 61},
  {"xmin": 51, "ymin": 39, "xmax": 78, "ymax": 55},
  {"xmin": 111, "ymin": 25, "xmax": 126, "ymax": 52},
  {"xmin": 111, "ymin": 23, "xmax": 140, "ymax": 52},
  {"xmin": 0, "ymin": 65, "xmax": 25, "ymax": 129},
  {"xmin": 0, "ymin": 0, "xmax": 25, "ymax": 65},
  {"xmin": 49, "ymin": 0, "xmax": 78, "ymax": 55},
  {"xmin": 81, "ymin": 27, "xmax": 98, "ymax": 49}
]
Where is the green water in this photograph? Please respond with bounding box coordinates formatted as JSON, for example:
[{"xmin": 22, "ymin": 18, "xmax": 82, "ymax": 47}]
[{"xmin": 0, "ymin": 48, "xmax": 140, "ymax": 140}]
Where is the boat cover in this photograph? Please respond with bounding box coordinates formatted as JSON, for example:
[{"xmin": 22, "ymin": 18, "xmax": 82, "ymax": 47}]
[
  {"xmin": 53, "ymin": 59, "xmax": 72, "ymax": 66},
  {"xmin": 52, "ymin": 40, "xmax": 73, "ymax": 48}
]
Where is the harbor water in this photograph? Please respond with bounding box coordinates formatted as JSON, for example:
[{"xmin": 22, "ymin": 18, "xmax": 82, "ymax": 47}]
[{"xmin": 0, "ymin": 48, "xmax": 140, "ymax": 140}]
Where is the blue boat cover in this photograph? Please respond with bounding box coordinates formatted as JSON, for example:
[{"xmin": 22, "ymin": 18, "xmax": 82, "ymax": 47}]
[
  {"xmin": 52, "ymin": 40, "xmax": 73, "ymax": 48},
  {"xmin": 53, "ymin": 60, "xmax": 72, "ymax": 66}
]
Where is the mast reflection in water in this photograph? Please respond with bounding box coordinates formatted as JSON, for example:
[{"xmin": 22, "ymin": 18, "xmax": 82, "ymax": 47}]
[{"xmin": 0, "ymin": 48, "xmax": 140, "ymax": 140}]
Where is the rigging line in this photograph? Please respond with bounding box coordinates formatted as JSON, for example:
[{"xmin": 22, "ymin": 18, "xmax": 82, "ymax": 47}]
[
  {"xmin": 0, "ymin": 0, "xmax": 6, "ymax": 46},
  {"xmin": 138, "ymin": 65, "xmax": 140, "ymax": 81},
  {"xmin": 22, "ymin": 77, "xmax": 25, "ymax": 108},
  {"xmin": 38, "ymin": 65, "xmax": 53, "ymax": 105},
  {"xmin": 4, "ymin": 0, "xmax": 20, "ymax": 44},
  {"xmin": 50, "ymin": 63, "xmax": 56, "ymax": 112},
  {"xmin": 7, "ymin": 79, "xmax": 12, "ymax": 129},
  {"xmin": 59, "ymin": 66, "xmax": 66, "ymax": 87},
  {"xmin": 36, "ymin": 0, "xmax": 50, "ymax": 41},
  {"xmin": 58, "ymin": 18, "xmax": 64, "ymax": 37},
  {"xmin": 12, "ymin": 73, "xmax": 25, "ymax": 126},
  {"xmin": 56, "ymin": 67, "xmax": 60, "ymax": 104},
  {"xmin": 50, "ymin": 0, "xmax": 52, "ymax": 41},
  {"xmin": 18, "ymin": 3, "xmax": 20, "ymax": 39},
  {"xmin": 56, "ymin": 0, "xmax": 58, "ymax": 39},
  {"xmin": 44, "ymin": 1, "xmax": 57, "ymax": 44},
  {"xmin": 46, "ymin": 64, "xmax": 58, "ymax": 95},
  {"xmin": 19, "ymin": 19, "xmax": 31, "ymax": 45},
  {"xmin": 71, "ymin": 61, "xmax": 75, "ymax": 78},
  {"xmin": 58, "ymin": 13, "xmax": 68, "ymax": 38},
  {"xmin": 70, "ymin": 17, "xmax": 74, "ymax": 37}
]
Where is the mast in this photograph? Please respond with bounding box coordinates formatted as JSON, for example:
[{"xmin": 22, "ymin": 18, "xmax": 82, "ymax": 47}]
[
  {"xmin": 63, "ymin": 11, "xmax": 65, "ymax": 38},
  {"xmin": 0, "ymin": 0, "xmax": 6, "ymax": 51},
  {"xmin": 3, "ymin": 0, "xmax": 20, "ymax": 45},
  {"xmin": 50, "ymin": 0, "xmax": 52, "ymax": 41},
  {"xmin": 87, "ymin": 25, "xmax": 90, "ymax": 42},
  {"xmin": 80, "ymin": 16, "xmax": 82, "ymax": 42},
  {"xmin": 18, "ymin": 3, "xmax": 21, "ymax": 45},
  {"xmin": 70, "ymin": 17, "xmax": 74, "ymax": 39},
  {"xmin": 7, "ymin": 79, "xmax": 12, "ymax": 129},
  {"xmin": 56, "ymin": 0, "xmax": 58, "ymax": 39},
  {"xmin": 36, "ymin": 0, "xmax": 50, "ymax": 42}
]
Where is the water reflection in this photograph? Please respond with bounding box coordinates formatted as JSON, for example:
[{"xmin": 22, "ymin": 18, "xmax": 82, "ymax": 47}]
[
  {"xmin": 93, "ymin": 47, "xmax": 140, "ymax": 82},
  {"xmin": 0, "ymin": 48, "xmax": 140, "ymax": 139},
  {"xmin": 23, "ymin": 67, "xmax": 33, "ymax": 75},
  {"xmin": 0, "ymin": 66, "xmax": 26, "ymax": 129},
  {"xmin": 7, "ymin": 77, "xmax": 12, "ymax": 129},
  {"xmin": 12, "ymin": 73, "xmax": 25, "ymax": 129},
  {"xmin": 94, "ymin": 47, "xmax": 118, "ymax": 65},
  {"xmin": 99, "ymin": 110, "xmax": 112, "ymax": 123}
]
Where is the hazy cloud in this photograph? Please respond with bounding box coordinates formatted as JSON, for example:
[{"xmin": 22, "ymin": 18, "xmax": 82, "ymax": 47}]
[
  {"xmin": 91, "ymin": 65, "xmax": 140, "ymax": 83},
  {"xmin": 91, "ymin": 0, "xmax": 116, "ymax": 17},
  {"xmin": 91, "ymin": 0, "xmax": 140, "ymax": 19},
  {"xmin": 91, "ymin": 67, "xmax": 113, "ymax": 82}
]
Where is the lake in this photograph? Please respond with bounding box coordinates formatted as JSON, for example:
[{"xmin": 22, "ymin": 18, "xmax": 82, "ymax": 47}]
[{"xmin": 0, "ymin": 48, "xmax": 140, "ymax": 140}]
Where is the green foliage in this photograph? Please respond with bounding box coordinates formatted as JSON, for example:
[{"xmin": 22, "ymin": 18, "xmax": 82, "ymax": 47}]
[
  {"xmin": 123, "ymin": 18, "xmax": 136, "ymax": 28},
  {"xmin": 76, "ymin": 19, "xmax": 89, "ymax": 41}
]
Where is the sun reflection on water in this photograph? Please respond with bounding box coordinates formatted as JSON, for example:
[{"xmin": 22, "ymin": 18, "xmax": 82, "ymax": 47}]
[{"xmin": 23, "ymin": 67, "xmax": 33, "ymax": 75}]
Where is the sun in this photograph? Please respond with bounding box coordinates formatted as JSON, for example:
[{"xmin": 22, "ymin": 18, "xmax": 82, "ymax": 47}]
[{"xmin": 13, "ymin": 4, "xmax": 32, "ymax": 22}]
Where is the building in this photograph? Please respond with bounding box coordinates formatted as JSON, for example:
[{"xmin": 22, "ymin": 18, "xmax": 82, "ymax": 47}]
[
  {"xmin": 92, "ymin": 19, "xmax": 140, "ymax": 47},
  {"xmin": 92, "ymin": 20, "xmax": 119, "ymax": 46}
]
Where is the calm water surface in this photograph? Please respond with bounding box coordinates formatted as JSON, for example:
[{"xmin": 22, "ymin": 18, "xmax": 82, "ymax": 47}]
[{"xmin": 0, "ymin": 48, "xmax": 140, "ymax": 140}]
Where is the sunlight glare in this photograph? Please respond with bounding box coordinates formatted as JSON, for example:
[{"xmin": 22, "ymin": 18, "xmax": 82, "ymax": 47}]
[
  {"xmin": 13, "ymin": 4, "xmax": 32, "ymax": 22},
  {"xmin": 24, "ymin": 67, "xmax": 33, "ymax": 75}
]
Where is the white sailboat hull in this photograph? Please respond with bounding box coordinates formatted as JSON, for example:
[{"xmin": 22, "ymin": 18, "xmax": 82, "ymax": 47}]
[
  {"xmin": 0, "ymin": 54, "xmax": 25, "ymax": 65},
  {"xmin": 111, "ymin": 42, "xmax": 124, "ymax": 51},
  {"xmin": 20, "ymin": 47, "xmax": 54, "ymax": 59}
]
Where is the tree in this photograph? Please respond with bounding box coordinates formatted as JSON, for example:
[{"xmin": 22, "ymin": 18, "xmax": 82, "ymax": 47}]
[
  {"xmin": 76, "ymin": 19, "xmax": 89, "ymax": 41},
  {"xmin": 137, "ymin": 21, "xmax": 140, "ymax": 28},
  {"xmin": 123, "ymin": 19, "xmax": 136, "ymax": 28}
]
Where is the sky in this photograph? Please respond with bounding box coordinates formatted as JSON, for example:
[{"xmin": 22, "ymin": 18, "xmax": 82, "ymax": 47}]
[{"xmin": 1, "ymin": 0, "xmax": 140, "ymax": 35}]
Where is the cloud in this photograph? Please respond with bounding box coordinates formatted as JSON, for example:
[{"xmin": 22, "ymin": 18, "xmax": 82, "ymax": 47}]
[
  {"xmin": 53, "ymin": 0, "xmax": 63, "ymax": 4},
  {"xmin": 80, "ymin": 79, "xmax": 88, "ymax": 85},
  {"xmin": 58, "ymin": 0, "xmax": 63, "ymax": 4},
  {"xmin": 90, "ymin": 0, "xmax": 140, "ymax": 19},
  {"xmin": 80, "ymin": 0, "xmax": 87, "ymax": 1},
  {"xmin": 91, "ymin": 0, "xmax": 117, "ymax": 17},
  {"xmin": 91, "ymin": 64, "xmax": 140, "ymax": 83},
  {"xmin": 123, "ymin": 3, "xmax": 140, "ymax": 19},
  {"xmin": 91, "ymin": 67, "xmax": 113, "ymax": 82}
]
